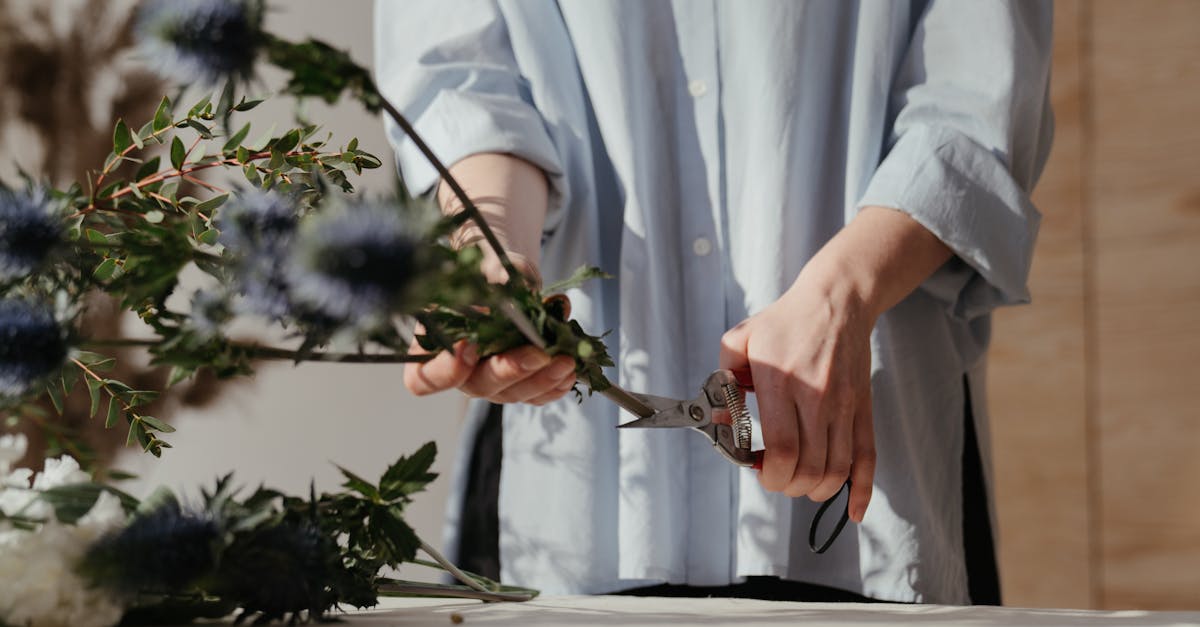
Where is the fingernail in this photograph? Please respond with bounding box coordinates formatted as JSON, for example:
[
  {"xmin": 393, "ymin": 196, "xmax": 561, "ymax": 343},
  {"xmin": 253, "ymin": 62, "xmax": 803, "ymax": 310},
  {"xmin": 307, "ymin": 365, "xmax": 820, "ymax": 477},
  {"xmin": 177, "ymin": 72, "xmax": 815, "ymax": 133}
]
[
  {"xmin": 459, "ymin": 344, "xmax": 479, "ymax": 365},
  {"xmin": 519, "ymin": 351, "xmax": 550, "ymax": 371}
]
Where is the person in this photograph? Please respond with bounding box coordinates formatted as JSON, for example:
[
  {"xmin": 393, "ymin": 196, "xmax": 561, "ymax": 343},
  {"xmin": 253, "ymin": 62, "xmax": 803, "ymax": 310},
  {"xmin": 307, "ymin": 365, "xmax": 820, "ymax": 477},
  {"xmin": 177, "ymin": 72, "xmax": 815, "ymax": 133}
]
[{"xmin": 375, "ymin": 0, "xmax": 1053, "ymax": 605}]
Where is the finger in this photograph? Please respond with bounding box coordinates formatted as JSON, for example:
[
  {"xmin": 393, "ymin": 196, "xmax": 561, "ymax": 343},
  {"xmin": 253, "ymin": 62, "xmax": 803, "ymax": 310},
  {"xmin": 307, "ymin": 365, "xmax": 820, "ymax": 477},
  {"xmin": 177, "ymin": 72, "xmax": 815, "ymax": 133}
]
[
  {"xmin": 719, "ymin": 321, "xmax": 751, "ymax": 370},
  {"xmin": 786, "ymin": 399, "xmax": 827, "ymax": 498},
  {"xmin": 848, "ymin": 388, "xmax": 877, "ymax": 523},
  {"xmin": 404, "ymin": 341, "xmax": 479, "ymax": 396},
  {"xmin": 493, "ymin": 356, "xmax": 576, "ymax": 403},
  {"xmin": 525, "ymin": 369, "xmax": 579, "ymax": 406},
  {"xmin": 461, "ymin": 345, "xmax": 551, "ymax": 399},
  {"xmin": 810, "ymin": 398, "xmax": 853, "ymax": 503},
  {"xmin": 754, "ymin": 367, "xmax": 801, "ymax": 493}
]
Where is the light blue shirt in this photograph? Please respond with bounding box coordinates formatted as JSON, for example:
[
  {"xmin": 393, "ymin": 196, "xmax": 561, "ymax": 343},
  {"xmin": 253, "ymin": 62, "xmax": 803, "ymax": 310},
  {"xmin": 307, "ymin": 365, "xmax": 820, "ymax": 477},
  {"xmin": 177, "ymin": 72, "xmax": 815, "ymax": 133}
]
[{"xmin": 376, "ymin": 0, "xmax": 1052, "ymax": 603}]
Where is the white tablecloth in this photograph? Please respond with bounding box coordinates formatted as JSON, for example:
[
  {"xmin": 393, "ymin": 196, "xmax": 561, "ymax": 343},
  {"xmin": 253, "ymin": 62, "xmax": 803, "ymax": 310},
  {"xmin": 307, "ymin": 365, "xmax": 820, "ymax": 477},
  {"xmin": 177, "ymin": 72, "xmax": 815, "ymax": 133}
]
[{"xmin": 346, "ymin": 596, "xmax": 1200, "ymax": 626}]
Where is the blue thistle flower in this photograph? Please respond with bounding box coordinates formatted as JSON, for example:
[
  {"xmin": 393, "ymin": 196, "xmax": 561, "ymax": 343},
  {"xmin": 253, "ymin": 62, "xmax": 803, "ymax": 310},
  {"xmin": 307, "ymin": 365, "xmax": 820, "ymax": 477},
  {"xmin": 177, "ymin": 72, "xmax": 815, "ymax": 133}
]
[
  {"xmin": 215, "ymin": 521, "xmax": 332, "ymax": 621},
  {"xmin": 0, "ymin": 299, "xmax": 68, "ymax": 400},
  {"xmin": 82, "ymin": 499, "xmax": 221, "ymax": 594},
  {"xmin": 286, "ymin": 200, "xmax": 428, "ymax": 329},
  {"xmin": 0, "ymin": 186, "xmax": 61, "ymax": 282},
  {"xmin": 135, "ymin": 0, "xmax": 266, "ymax": 86},
  {"xmin": 216, "ymin": 189, "xmax": 299, "ymax": 319},
  {"xmin": 187, "ymin": 289, "xmax": 230, "ymax": 338}
]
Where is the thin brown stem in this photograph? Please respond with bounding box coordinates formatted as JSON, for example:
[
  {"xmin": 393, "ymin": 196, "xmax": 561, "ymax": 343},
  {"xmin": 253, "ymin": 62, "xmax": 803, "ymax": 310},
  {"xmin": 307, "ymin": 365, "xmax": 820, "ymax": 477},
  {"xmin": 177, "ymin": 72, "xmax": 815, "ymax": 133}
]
[{"xmin": 80, "ymin": 338, "xmax": 434, "ymax": 364}]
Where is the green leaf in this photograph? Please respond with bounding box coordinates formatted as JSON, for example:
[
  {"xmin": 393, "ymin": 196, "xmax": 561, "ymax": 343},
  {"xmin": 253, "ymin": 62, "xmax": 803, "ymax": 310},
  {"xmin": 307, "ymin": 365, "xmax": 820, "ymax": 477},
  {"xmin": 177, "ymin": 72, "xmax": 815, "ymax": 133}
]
[
  {"xmin": 185, "ymin": 118, "xmax": 214, "ymax": 139},
  {"xmin": 93, "ymin": 258, "xmax": 118, "ymax": 281},
  {"xmin": 544, "ymin": 265, "xmax": 612, "ymax": 295},
  {"xmin": 347, "ymin": 137, "xmax": 359, "ymax": 152},
  {"xmin": 223, "ymin": 122, "xmax": 251, "ymax": 153},
  {"xmin": 170, "ymin": 136, "xmax": 186, "ymax": 170},
  {"xmin": 188, "ymin": 93, "xmax": 212, "ymax": 118},
  {"xmin": 87, "ymin": 378, "xmax": 104, "ymax": 417},
  {"xmin": 134, "ymin": 155, "xmax": 162, "ymax": 182},
  {"xmin": 144, "ymin": 210, "xmax": 165, "ymax": 224},
  {"xmin": 85, "ymin": 229, "xmax": 108, "ymax": 245},
  {"xmin": 197, "ymin": 228, "xmax": 220, "ymax": 245},
  {"xmin": 232, "ymin": 97, "xmax": 264, "ymax": 112},
  {"xmin": 235, "ymin": 145, "xmax": 250, "ymax": 164},
  {"xmin": 138, "ymin": 415, "xmax": 176, "ymax": 433},
  {"xmin": 152, "ymin": 95, "xmax": 173, "ymax": 132},
  {"xmin": 337, "ymin": 466, "xmax": 381, "ymax": 502},
  {"xmin": 194, "ymin": 193, "xmax": 229, "ymax": 216},
  {"xmin": 105, "ymin": 397, "xmax": 121, "ymax": 429},
  {"xmin": 380, "ymin": 442, "xmax": 438, "ymax": 501},
  {"xmin": 167, "ymin": 366, "xmax": 195, "ymax": 387},
  {"xmin": 274, "ymin": 129, "xmax": 301, "ymax": 154},
  {"xmin": 113, "ymin": 119, "xmax": 132, "ymax": 154},
  {"xmin": 45, "ymin": 383, "xmax": 64, "ymax": 415}
]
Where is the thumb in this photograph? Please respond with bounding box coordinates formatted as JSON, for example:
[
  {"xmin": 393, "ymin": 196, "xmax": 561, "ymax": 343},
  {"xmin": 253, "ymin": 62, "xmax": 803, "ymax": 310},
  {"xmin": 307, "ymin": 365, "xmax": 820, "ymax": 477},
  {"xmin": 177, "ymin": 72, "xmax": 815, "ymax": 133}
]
[{"xmin": 719, "ymin": 320, "xmax": 752, "ymax": 371}]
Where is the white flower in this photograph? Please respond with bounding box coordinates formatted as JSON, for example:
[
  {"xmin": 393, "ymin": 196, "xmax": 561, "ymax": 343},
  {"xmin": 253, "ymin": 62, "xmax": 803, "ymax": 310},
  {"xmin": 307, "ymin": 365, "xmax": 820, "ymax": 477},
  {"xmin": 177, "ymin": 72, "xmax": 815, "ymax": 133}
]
[
  {"xmin": 32, "ymin": 455, "xmax": 90, "ymax": 491},
  {"xmin": 0, "ymin": 432, "xmax": 28, "ymax": 472},
  {"xmin": 0, "ymin": 517, "xmax": 125, "ymax": 627},
  {"xmin": 0, "ymin": 452, "xmax": 89, "ymax": 521}
]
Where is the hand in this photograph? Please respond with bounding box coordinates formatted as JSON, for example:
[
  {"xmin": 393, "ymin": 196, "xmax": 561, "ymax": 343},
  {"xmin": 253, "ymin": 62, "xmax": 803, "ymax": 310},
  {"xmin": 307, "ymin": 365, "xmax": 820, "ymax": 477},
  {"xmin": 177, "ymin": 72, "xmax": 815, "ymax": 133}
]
[
  {"xmin": 720, "ymin": 271, "xmax": 877, "ymax": 523},
  {"xmin": 402, "ymin": 254, "xmax": 577, "ymax": 406}
]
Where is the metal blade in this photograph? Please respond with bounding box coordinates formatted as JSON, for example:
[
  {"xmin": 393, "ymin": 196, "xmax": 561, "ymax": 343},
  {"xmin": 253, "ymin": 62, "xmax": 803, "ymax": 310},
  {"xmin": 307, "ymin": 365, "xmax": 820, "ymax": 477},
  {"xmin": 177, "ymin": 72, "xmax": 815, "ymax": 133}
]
[
  {"xmin": 599, "ymin": 385, "xmax": 656, "ymax": 419},
  {"xmin": 498, "ymin": 299, "xmax": 546, "ymax": 350}
]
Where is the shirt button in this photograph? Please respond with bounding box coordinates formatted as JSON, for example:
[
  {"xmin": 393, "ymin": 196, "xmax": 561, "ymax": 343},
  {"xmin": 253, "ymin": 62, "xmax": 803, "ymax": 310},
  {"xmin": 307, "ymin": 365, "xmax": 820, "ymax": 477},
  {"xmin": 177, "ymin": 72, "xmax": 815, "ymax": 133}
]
[
  {"xmin": 687, "ymin": 79, "xmax": 708, "ymax": 97},
  {"xmin": 692, "ymin": 237, "xmax": 712, "ymax": 256}
]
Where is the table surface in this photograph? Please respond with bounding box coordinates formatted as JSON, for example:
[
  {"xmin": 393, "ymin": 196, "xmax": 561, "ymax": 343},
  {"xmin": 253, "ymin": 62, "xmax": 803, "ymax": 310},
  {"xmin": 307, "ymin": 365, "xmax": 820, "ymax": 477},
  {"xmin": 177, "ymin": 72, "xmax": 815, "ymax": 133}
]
[{"xmin": 345, "ymin": 596, "xmax": 1200, "ymax": 626}]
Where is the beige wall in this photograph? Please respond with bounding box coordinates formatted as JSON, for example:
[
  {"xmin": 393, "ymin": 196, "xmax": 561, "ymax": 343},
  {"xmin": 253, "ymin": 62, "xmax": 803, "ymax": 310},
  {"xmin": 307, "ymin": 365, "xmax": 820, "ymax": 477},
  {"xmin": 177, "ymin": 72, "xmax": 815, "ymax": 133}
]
[{"xmin": 990, "ymin": 0, "xmax": 1200, "ymax": 610}]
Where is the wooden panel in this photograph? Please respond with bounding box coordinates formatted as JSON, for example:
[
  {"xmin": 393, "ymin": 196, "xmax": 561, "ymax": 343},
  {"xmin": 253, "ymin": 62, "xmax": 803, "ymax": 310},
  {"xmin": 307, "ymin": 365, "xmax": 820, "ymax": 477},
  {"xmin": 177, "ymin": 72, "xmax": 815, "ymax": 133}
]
[
  {"xmin": 1091, "ymin": 0, "xmax": 1200, "ymax": 610},
  {"xmin": 989, "ymin": 0, "xmax": 1091, "ymax": 609}
]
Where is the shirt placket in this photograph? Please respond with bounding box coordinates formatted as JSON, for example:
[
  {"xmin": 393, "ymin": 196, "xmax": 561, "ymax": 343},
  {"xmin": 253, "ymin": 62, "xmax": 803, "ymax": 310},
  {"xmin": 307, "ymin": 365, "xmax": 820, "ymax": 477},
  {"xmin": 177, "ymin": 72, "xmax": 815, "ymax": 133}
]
[{"xmin": 671, "ymin": 0, "xmax": 734, "ymax": 586}]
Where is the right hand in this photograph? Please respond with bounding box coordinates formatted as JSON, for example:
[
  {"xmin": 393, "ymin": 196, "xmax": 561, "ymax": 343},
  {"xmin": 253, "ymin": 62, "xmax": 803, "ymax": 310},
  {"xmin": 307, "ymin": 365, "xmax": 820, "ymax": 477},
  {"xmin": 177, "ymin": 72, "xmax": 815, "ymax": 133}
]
[{"xmin": 402, "ymin": 253, "xmax": 577, "ymax": 405}]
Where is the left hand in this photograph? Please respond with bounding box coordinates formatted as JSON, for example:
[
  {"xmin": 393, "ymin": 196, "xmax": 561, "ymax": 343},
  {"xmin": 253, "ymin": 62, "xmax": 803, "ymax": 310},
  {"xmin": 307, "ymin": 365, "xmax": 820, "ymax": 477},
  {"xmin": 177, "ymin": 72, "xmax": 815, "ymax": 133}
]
[{"xmin": 720, "ymin": 269, "xmax": 877, "ymax": 523}]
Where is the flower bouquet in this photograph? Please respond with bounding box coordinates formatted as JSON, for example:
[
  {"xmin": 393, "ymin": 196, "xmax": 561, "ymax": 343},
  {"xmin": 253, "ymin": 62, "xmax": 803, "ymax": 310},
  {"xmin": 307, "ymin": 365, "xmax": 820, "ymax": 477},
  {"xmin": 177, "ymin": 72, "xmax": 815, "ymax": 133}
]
[{"xmin": 1, "ymin": 0, "xmax": 617, "ymax": 623}]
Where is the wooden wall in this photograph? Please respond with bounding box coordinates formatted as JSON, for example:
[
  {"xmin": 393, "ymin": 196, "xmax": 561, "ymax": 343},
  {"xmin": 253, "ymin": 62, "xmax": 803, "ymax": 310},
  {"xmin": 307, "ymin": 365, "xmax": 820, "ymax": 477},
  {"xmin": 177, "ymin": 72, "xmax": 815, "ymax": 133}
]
[{"xmin": 990, "ymin": 0, "xmax": 1200, "ymax": 610}]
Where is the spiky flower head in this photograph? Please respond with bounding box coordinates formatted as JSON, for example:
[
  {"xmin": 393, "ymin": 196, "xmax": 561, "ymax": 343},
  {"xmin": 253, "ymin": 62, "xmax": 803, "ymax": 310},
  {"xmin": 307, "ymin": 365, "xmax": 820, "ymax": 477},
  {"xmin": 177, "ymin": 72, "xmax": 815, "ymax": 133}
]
[
  {"xmin": 0, "ymin": 299, "xmax": 68, "ymax": 401},
  {"xmin": 135, "ymin": 0, "xmax": 266, "ymax": 86},
  {"xmin": 286, "ymin": 199, "xmax": 432, "ymax": 330},
  {"xmin": 214, "ymin": 521, "xmax": 331, "ymax": 621},
  {"xmin": 81, "ymin": 499, "xmax": 220, "ymax": 595},
  {"xmin": 0, "ymin": 185, "xmax": 62, "ymax": 282},
  {"xmin": 216, "ymin": 189, "xmax": 299, "ymax": 319}
]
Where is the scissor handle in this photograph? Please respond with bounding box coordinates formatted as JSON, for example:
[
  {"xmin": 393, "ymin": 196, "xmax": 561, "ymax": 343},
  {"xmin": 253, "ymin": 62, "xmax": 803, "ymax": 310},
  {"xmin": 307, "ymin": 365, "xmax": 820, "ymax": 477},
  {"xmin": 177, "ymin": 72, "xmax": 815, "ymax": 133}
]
[{"xmin": 730, "ymin": 366, "xmax": 754, "ymax": 391}]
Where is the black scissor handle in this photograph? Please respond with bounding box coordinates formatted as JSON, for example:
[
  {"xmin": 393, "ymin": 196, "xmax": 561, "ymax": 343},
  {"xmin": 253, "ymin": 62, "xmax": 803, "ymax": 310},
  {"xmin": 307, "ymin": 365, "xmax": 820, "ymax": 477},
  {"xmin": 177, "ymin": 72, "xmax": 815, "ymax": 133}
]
[{"xmin": 809, "ymin": 480, "xmax": 852, "ymax": 554}]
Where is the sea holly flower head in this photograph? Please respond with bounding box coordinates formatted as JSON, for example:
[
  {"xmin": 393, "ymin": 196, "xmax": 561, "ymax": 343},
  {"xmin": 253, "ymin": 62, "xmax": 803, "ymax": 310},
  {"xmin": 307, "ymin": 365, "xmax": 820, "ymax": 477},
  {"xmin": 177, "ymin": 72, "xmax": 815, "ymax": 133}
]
[
  {"xmin": 0, "ymin": 185, "xmax": 62, "ymax": 282},
  {"xmin": 83, "ymin": 499, "xmax": 220, "ymax": 594},
  {"xmin": 217, "ymin": 189, "xmax": 300, "ymax": 319},
  {"xmin": 0, "ymin": 299, "xmax": 68, "ymax": 401},
  {"xmin": 286, "ymin": 199, "xmax": 432, "ymax": 330},
  {"xmin": 135, "ymin": 0, "xmax": 267, "ymax": 86}
]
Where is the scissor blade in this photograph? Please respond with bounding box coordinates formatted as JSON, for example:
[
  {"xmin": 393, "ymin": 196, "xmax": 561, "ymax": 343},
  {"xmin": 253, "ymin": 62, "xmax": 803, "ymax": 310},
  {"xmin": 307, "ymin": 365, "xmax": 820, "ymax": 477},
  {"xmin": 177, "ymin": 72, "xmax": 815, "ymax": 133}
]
[
  {"xmin": 498, "ymin": 299, "xmax": 547, "ymax": 350},
  {"xmin": 617, "ymin": 405, "xmax": 694, "ymax": 429},
  {"xmin": 598, "ymin": 385, "xmax": 656, "ymax": 419}
]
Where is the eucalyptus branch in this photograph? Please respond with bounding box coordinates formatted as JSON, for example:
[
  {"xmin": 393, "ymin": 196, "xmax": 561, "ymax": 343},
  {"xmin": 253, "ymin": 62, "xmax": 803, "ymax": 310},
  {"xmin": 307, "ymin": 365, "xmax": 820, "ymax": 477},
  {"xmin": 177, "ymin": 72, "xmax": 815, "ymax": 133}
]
[{"xmin": 80, "ymin": 338, "xmax": 434, "ymax": 364}]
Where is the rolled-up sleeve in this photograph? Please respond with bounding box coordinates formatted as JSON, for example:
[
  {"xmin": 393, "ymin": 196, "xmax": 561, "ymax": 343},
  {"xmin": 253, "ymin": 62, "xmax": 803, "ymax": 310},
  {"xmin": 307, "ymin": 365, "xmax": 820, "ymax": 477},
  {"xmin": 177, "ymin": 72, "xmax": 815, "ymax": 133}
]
[
  {"xmin": 373, "ymin": 0, "xmax": 566, "ymax": 208},
  {"xmin": 857, "ymin": 0, "xmax": 1054, "ymax": 319}
]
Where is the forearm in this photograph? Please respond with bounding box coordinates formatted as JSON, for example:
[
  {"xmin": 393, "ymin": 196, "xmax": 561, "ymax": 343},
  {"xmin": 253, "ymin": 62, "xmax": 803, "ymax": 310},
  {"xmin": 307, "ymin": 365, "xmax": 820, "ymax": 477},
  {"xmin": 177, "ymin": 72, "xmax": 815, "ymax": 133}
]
[
  {"xmin": 437, "ymin": 153, "xmax": 550, "ymax": 271},
  {"xmin": 796, "ymin": 206, "xmax": 953, "ymax": 320}
]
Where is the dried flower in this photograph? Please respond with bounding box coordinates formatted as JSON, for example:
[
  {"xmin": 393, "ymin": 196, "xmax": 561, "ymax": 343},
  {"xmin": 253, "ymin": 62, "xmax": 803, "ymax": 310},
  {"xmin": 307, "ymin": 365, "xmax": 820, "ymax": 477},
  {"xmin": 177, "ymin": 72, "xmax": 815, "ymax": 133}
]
[
  {"xmin": 286, "ymin": 200, "xmax": 429, "ymax": 330},
  {"xmin": 0, "ymin": 185, "xmax": 62, "ymax": 282},
  {"xmin": 0, "ymin": 299, "xmax": 68, "ymax": 401},
  {"xmin": 216, "ymin": 189, "xmax": 299, "ymax": 319},
  {"xmin": 134, "ymin": 0, "xmax": 266, "ymax": 86}
]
